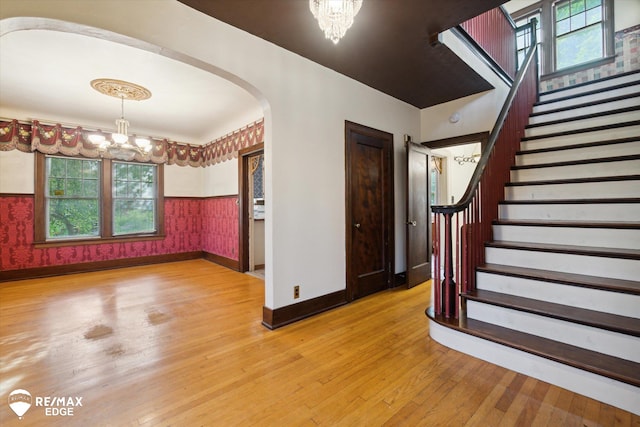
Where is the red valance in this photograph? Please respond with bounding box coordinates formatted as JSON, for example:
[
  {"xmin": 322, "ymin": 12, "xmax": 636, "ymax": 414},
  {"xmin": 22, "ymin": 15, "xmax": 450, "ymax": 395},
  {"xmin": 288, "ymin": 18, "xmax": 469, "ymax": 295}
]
[{"xmin": 0, "ymin": 118, "xmax": 264, "ymax": 167}]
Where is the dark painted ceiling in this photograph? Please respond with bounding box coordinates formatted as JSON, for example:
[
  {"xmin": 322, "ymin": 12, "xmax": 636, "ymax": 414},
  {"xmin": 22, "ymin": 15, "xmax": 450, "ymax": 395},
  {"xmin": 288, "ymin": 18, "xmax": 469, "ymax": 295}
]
[{"xmin": 178, "ymin": 0, "xmax": 506, "ymax": 109}]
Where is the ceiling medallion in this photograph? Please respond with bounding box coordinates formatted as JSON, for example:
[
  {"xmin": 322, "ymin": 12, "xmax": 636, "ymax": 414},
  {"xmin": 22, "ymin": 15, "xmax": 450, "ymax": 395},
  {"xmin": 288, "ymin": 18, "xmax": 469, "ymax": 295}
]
[
  {"xmin": 90, "ymin": 78, "xmax": 152, "ymax": 101},
  {"xmin": 88, "ymin": 79, "xmax": 153, "ymax": 160}
]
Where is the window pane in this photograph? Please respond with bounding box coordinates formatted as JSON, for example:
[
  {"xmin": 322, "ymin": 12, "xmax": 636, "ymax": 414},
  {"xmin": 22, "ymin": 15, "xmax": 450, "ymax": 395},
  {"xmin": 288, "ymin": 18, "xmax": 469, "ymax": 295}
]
[
  {"xmin": 586, "ymin": 0, "xmax": 601, "ymax": 9},
  {"xmin": 112, "ymin": 162, "xmax": 157, "ymax": 235},
  {"xmin": 113, "ymin": 200, "xmax": 155, "ymax": 235},
  {"xmin": 83, "ymin": 179, "xmax": 99, "ymax": 198},
  {"xmin": 48, "ymin": 198, "xmax": 99, "ymax": 238},
  {"xmin": 115, "ymin": 163, "xmax": 128, "ymax": 181},
  {"xmin": 557, "ymin": 18, "xmax": 571, "ymax": 35},
  {"xmin": 84, "ymin": 161, "xmax": 99, "ymax": 179},
  {"xmin": 556, "ymin": 2, "xmax": 570, "ymax": 20},
  {"xmin": 141, "ymin": 182, "xmax": 154, "ymax": 198},
  {"xmin": 570, "ymin": 0, "xmax": 585, "ymax": 14},
  {"xmin": 66, "ymin": 178, "xmax": 82, "ymax": 196},
  {"xmin": 586, "ymin": 6, "xmax": 602, "ymax": 25},
  {"xmin": 45, "ymin": 156, "xmax": 101, "ymax": 240},
  {"xmin": 556, "ymin": 24, "xmax": 603, "ymax": 69},
  {"xmin": 570, "ymin": 13, "xmax": 586, "ymax": 30}
]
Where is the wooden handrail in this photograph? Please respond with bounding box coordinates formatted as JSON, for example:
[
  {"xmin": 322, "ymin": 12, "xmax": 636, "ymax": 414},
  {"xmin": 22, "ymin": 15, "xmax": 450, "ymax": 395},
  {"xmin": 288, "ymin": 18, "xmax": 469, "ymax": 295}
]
[{"xmin": 432, "ymin": 19, "xmax": 538, "ymax": 216}]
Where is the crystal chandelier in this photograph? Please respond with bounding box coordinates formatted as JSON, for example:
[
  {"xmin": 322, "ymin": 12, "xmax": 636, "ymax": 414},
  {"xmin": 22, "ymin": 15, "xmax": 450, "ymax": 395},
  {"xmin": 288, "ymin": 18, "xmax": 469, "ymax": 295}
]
[
  {"xmin": 88, "ymin": 79, "xmax": 153, "ymax": 161},
  {"xmin": 309, "ymin": 0, "xmax": 363, "ymax": 44}
]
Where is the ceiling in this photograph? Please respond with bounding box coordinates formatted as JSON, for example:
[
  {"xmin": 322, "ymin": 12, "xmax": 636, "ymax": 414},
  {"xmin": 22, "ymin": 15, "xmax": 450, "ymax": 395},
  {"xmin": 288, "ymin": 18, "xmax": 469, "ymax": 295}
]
[
  {"xmin": 0, "ymin": 30, "xmax": 262, "ymax": 144},
  {"xmin": 178, "ymin": 0, "xmax": 507, "ymax": 108},
  {"xmin": 0, "ymin": 1, "xmax": 508, "ymax": 145}
]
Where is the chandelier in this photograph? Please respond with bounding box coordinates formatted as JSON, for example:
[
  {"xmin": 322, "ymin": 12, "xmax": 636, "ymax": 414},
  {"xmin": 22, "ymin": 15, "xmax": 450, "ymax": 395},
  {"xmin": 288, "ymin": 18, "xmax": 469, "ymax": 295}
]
[
  {"xmin": 88, "ymin": 79, "xmax": 153, "ymax": 161},
  {"xmin": 309, "ymin": 0, "xmax": 363, "ymax": 44}
]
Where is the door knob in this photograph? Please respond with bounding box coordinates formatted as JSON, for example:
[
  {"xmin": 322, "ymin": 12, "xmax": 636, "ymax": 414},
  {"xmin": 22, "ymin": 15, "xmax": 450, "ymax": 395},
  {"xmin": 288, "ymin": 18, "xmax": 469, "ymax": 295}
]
[
  {"xmin": 407, "ymin": 220, "xmax": 417, "ymax": 226},
  {"xmin": 354, "ymin": 223, "xmax": 361, "ymax": 229}
]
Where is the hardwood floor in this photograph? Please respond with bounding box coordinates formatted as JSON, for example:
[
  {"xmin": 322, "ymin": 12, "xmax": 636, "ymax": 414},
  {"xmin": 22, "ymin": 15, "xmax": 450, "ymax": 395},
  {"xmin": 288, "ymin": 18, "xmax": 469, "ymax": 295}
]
[{"xmin": 0, "ymin": 259, "xmax": 637, "ymax": 426}]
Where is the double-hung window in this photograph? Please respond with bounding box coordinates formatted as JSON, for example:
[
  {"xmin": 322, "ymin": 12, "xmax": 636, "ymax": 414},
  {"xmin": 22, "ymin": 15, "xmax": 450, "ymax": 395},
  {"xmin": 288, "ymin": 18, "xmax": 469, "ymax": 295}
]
[
  {"xmin": 511, "ymin": 0, "xmax": 613, "ymax": 77},
  {"xmin": 35, "ymin": 153, "xmax": 164, "ymax": 244},
  {"xmin": 555, "ymin": 0, "xmax": 604, "ymax": 70}
]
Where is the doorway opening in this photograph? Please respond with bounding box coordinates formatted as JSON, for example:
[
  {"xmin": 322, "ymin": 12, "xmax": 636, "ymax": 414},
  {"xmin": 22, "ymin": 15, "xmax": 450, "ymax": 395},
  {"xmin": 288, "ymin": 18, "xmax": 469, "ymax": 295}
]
[{"xmin": 239, "ymin": 143, "xmax": 265, "ymax": 277}]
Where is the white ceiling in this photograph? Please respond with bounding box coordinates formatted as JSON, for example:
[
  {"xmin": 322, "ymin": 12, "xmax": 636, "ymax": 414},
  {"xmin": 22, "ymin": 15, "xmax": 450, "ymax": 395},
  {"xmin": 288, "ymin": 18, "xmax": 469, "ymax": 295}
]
[{"xmin": 0, "ymin": 29, "xmax": 263, "ymax": 144}]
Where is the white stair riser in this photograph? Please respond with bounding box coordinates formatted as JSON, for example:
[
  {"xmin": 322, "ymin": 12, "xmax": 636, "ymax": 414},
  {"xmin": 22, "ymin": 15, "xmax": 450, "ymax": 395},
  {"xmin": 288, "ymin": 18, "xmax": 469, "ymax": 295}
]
[
  {"xmin": 516, "ymin": 141, "xmax": 640, "ymax": 165},
  {"xmin": 476, "ymin": 272, "xmax": 640, "ymax": 318},
  {"xmin": 510, "ymin": 159, "xmax": 640, "ymax": 181},
  {"xmin": 429, "ymin": 321, "xmax": 640, "ymax": 416},
  {"xmin": 466, "ymin": 301, "xmax": 640, "ymax": 363},
  {"xmin": 525, "ymin": 111, "xmax": 640, "ymax": 138},
  {"xmin": 529, "ymin": 97, "xmax": 640, "ymax": 125},
  {"xmin": 534, "ymin": 84, "xmax": 640, "ymax": 113},
  {"xmin": 540, "ymin": 74, "xmax": 640, "ymax": 102},
  {"xmin": 492, "ymin": 225, "xmax": 640, "ymax": 250},
  {"xmin": 499, "ymin": 203, "xmax": 640, "ymax": 222},
  {"xmin": 521, "ymin": 127, "xmax": 640, "ymax": 151},
  {"xmin": 484, "ymin": 247, "xmax": 640, "ymax": 281},
  {"xmin": 505, "ymin": 180, "xmax": 640, "ymax": 201}
]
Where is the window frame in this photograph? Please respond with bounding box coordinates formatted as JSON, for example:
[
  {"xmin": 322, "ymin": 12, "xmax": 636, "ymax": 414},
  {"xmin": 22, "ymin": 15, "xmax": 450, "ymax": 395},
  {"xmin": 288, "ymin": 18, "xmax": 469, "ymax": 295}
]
[
  {"xmin": 35, "ymin": 152, "xmax": 164, "ymax": 246},
  {"xmin": 511, "ymin": 0, "xmax": 614, "ymax": 78}
]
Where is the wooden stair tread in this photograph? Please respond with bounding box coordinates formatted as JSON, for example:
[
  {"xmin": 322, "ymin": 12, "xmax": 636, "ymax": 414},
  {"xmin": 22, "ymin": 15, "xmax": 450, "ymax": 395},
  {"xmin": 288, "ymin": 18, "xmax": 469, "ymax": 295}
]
[
  {"xmin": 521, "ymin": 120, "xmax": 640, "ymax": 142},
  {"xmin": 429, "ymin": 313, "xmax": 640, "ymax": 387},
  {"xmin": 492, "ymin": 219, "xmax": 640, "ymax": 229},
  {"xmin": 477, "ymin": 263, "xmax": 640, "ymax": 295},
  {"xmin": 486, "ymin": 240, "xmax": 640, "ymax": 260},
  {"xmin": 505, "ymin": 174, "xmax": 640, "ymax": 186},
  {"xmin": 530, "ymin": 91, "xmax": 640, "ymax": 117},
  {"xmin": 511, "ymin": 154, "xmax": 640, "ymax": 170},
  {"xmin": 517, "ymin": 136, "xmax": 640, "ymax": 156},
  {"xmin": 499, "ymin": 197, "xmax": 640, "ymax": 205},
  {"xmin": 536, "ymin": 70, "xmax": 640, "ymax": 101},
  {"xmin": 464, "ymin": 289, "xmax": 640, "ymax": 336},
  {"xmin": 525, "ymin": 105, "xmax": 640, "ymax": 129}
]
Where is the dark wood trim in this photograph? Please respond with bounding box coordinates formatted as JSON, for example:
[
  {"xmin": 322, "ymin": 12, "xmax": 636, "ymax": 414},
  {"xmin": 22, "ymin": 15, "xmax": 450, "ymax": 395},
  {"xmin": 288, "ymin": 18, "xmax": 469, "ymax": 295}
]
[
  {"xmin": 0, "ymin": 193, "xmax": 34, "ymax": 198},
  {"xmin": 421, "ymin": 131, "xmax": 490, "ymax": 150},
  {"xmin": 394, "ymin": 272, "xmax": 407, "ymax": 287},
  {"xmin": 202, "ymin": 251, "xmax": 240, "ymax": 271},
  {"xmin": 238, "ymin": 143, "xmax": 264, "ymax": 273},
  {"xmin": 261, "ymin": 290, "xmax": 347, "ymax": 329},
  {"xmin": 254, "ymin": 263, "xmax": 265, "ymax": 270},
  {"xmin": 486, "ymin": 240, "xmax": 640, "ymax": 260},
  {"xmin": 34, "ymin": 234, "xmax": 166, "ymax": 249},
  {"xmin": 34, "ymin": 153, "xmax": 46, "ymax": 242},
  {"xmin": 0, "ymin": 251, "xmax": 202, "ymax": 282}
]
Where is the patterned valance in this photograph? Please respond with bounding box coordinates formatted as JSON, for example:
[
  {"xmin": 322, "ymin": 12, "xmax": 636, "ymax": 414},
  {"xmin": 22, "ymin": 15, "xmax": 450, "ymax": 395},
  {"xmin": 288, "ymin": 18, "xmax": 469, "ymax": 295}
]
[{"xmin": 0, "ymin": 118, "xmax": 264, "ymax": 167}]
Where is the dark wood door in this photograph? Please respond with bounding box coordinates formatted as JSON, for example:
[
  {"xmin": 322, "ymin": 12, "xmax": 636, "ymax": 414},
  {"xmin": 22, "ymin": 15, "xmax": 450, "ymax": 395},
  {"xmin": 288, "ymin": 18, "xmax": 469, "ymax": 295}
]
[
  {"xmin": 345, "ymin": 121, "xmax": 394, "ymax": 301},
  {"xmin": 406, "ymin": 143, "xmax": 431, "ymax": 288}
]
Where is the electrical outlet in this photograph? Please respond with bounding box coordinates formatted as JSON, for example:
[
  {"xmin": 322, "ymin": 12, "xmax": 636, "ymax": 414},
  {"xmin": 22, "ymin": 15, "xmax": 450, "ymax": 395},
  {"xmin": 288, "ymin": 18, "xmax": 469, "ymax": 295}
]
[{"xmin": 294, "ymin": 285, "xmax": 300, "ymax": 299}]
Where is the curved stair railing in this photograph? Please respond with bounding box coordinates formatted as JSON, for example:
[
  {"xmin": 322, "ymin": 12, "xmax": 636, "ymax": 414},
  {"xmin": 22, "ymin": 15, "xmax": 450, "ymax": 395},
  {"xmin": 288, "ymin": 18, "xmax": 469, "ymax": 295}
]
[{"xmin": 429, "ymin": 19, "xmax": 539, "ymax": 320}]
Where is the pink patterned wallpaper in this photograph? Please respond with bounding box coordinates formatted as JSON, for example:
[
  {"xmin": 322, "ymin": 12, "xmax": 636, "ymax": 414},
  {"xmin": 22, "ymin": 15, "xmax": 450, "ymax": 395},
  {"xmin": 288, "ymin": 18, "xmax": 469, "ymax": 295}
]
[
  {"xmin": 201, "ymin": 196, "xmax": 239, "ymax": 261},
  {"xmin": 0, "ymin": 195, "xmax": 239, "ymax": 272}
]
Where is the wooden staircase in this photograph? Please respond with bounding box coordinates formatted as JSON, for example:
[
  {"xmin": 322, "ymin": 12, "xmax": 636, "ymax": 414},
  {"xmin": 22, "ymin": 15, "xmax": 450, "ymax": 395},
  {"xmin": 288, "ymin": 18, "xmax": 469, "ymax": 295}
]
[{"xmin": 429, "ymin": 70, "xmax": 640, "ymax": 415}]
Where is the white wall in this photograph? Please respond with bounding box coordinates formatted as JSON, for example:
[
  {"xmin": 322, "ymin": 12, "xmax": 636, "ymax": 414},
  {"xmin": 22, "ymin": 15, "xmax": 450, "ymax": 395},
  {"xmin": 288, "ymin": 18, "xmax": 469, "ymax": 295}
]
[
  {"xmin": 164, "ymin": 164, "xmax": 204, "ymax": 198},
  {"xmin": 0, "ymin": 150, "xmax": 34, "ymax": 194},
  {"xmin": 420, "ymin": 30, "xmax": 510, "ymax": 144},
  {"xmin": 432, "ymin": 143, "xmax": 481, "ymax": 204},
  {"xmin": 1, "ymin": 0, "xmax": 421, "ymax": 310}
]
